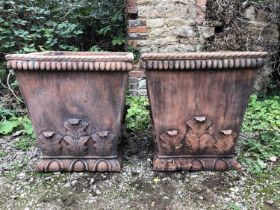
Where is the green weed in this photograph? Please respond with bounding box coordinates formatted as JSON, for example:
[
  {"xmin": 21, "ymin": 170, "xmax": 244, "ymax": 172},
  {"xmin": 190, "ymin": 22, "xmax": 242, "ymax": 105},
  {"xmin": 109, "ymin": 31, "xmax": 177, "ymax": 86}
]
[
  {"xmin": 125, "ymin": 96, "xmax": 151, "ymax": 131},
  {"xmin": 240, "ymin": 94, "xmax": 280, "ymax": 174},
  {"xmin": 14, "ymin": 136, "xmax": 36, "ymax": 151},
  {"xmin": 242, "ymin": 94, "xmax": 280, "ymax": 132},
  {"xmin": 0, "ymin": 149, "xmax": 7, "ymax": 157}
]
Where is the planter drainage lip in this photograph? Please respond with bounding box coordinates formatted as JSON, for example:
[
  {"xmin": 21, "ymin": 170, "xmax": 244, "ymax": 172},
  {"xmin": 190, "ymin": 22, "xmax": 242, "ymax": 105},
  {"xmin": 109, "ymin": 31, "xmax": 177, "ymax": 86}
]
[
  {"xmin": 140, "ymin": 51, "xmax": 268, "ymax": 70},
  {"xmin": 5, "ymin": 51, "xmax": 134, "ymax": 71}
]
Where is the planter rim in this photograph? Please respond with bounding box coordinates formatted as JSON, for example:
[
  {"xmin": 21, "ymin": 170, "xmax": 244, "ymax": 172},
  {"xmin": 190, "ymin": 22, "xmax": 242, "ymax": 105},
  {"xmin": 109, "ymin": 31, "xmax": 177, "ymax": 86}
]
[
  {"xmin": 141, "ymin": 51, "xmax": 268, "ymax": 70},
  {"xmin": 141, "ymin": 51, "xmax": 268, "ymax": 60},
  {"xmin": 5, "ymin": 51, "xmax": 134, "ymax": 71}
]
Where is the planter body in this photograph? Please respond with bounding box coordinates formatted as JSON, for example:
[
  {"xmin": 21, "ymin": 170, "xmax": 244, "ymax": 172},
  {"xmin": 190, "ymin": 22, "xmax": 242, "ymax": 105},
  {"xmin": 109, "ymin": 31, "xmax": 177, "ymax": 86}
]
[
  {"xmin": 6, "ymin": 51, "xmax": 134, "ymax": 172},
  {"xmin": 141, "ymin": 52, "xmax": 267, "ymax": 171}
]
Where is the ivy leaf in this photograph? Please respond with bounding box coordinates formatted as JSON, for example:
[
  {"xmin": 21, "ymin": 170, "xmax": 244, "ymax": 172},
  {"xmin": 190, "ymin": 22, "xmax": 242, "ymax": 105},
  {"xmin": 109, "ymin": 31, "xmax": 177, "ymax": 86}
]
[
  {"xmin": 112, "ymin": 36, "xmax": 125, "ymax": 46},
  {"xmin": 21, "ymin": 117, "xmax": 33, "ymax": 135},
  {"xmin": 0, "ymin": 119, "xmax": 19, "ymax": 135},
  {"xmin": 257, "ymin": 158, "xmax": 267, "ymax": 169}
]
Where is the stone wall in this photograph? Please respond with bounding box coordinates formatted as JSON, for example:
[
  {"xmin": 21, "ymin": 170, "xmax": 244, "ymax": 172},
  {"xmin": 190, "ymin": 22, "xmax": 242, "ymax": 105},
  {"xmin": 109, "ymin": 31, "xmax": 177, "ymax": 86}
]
[
  {"xmin": 127, "ymin": 0, "xmax": 213, "ymax": 53},
  {"xmin": 126, "ymin": 0, "xmax": 280, "ymax": 95},
  {"xmin": 128, "ymin": 70, "xmax": 147, "ymax": 96},
  {"xmin": 127, "ymin": 0, "xmax": 213, "ymax": 96}
]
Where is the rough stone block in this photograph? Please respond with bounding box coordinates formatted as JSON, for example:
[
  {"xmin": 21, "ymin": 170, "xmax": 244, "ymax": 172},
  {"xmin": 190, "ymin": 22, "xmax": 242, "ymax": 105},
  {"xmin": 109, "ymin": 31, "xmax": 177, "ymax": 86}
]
[
  {"xmin": 137, "ymin": 40, "xmax": 153, "ymax": 47},
  {"xmin": 165, "ymin": 18, "xmax": 187, "ymax": 27},
  {"xmin": 139, "ymin": 79, "xmax": 147, "ymax": 89},
  {"xmin": 146, "ymin": 18, "xmax": 165, "ymax": 28},
  {"xmin": 197, "ymin": 26, "xmax": 215, "ymax": 38},
  {"xmin": 171, "ymin": 26, "xmax": 197, "ymax": 38},
  {"xmin": 138, "ymin": 90, "xmax": 148, "ymax": 96},
  {"xmin": 158, "ymin": 44, "xmax": 195, "ymax": 52},
  {"xmin": 154, "ymin": 37, "xmax": 177, "ymax": 46},
  {"xmin": 128, "ymin": 19, "xmax": 146, "ymax": 27},
  {"xmin": 149, "ymin": 27, "xmax": 169, "ymax": 38},
  {"xmin": 128, "ymin": 33, "xmax": 148, "ymax": 40}
]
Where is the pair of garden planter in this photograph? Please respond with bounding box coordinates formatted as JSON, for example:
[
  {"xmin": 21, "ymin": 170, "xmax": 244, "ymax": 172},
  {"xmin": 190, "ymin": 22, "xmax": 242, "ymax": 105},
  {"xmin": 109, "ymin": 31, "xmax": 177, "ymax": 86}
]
[{"xmin": 5, "ymin": 51, "xmax": 267, "ymax": 172}]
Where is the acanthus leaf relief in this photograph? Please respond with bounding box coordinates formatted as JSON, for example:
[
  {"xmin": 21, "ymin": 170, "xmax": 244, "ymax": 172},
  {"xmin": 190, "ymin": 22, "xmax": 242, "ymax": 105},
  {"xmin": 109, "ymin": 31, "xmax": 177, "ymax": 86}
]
[
  {"xmin": 213, "ymin": 130, "xmax": 237, "ymax": 154},
  {"xmin": 63, "ymin": 118, "xmax": 89, "ymax": 138},
  {"xmin": 160, "ymin": 130, "xmax": 185, "ymax": 153},
  {"xmin": 92, "ymin": 131, "xmax": 114, "ymax": 156},
  {"xmin": 159, "ymin": 117, "xmax": 238, "ymax": 155},
  {"xmin": 63, "ymin": 118, "xmax": 90, "ymax": 156},
  {"xmin": 38, "ymin": 131, "xmax": 63, "ymax": 156},
  {"xmin": 185, "ymin": 117, "xmax": 216, "ymax": 154}
]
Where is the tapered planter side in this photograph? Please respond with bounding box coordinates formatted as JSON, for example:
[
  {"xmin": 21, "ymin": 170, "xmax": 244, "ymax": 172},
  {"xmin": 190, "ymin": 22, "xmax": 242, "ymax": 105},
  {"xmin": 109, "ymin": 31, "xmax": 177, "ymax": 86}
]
[
  {"xmin": 6, "ymin": 51, "xmax": 134, "ymax": 172},
  {"xmin": 141, "ymin": 52, "xmax": 268, "ymax": 171}
]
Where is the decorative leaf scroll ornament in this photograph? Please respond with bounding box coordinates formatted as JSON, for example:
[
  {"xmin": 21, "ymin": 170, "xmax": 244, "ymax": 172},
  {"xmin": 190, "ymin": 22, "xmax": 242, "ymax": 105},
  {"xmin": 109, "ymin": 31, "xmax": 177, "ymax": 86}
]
[
  {"xmin": 185, "ymin": 117, "xmax": 216, "ymax": 154},
  {"xmin": 213, "ymin": 130, "xmax": 237, "ymax": 154},
  {"xmin": 63, "ymin": 119, "xmax": 90, "ymax": 156},
  {"xmin": 159, "ymin": 117, "xmax": 238, "ymax": 155},
  {"xmin": 92, "ymin": 131, "xmax": 115, "ymax": 156},
  {"xmin": 160, "ymin": 130, "xmax": 184, "ymax": 153},
  {"xmin": 38, "ymin": 131, "xmax": 63, "ymax": 156},
  {"xmin": 185, "ymin": 117, "xmax": 237, "ymax": 154}
]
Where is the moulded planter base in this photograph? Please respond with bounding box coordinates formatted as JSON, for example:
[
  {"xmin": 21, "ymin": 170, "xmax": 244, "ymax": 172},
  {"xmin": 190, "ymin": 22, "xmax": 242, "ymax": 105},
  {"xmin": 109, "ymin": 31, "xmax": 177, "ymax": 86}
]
[
  {"xmin": 153, "ymin": 156, "xmax": 241, "ymax": 172},
  {"xmin": 37, "ymin": 156, "xmax": 122, "ymax": 172}
]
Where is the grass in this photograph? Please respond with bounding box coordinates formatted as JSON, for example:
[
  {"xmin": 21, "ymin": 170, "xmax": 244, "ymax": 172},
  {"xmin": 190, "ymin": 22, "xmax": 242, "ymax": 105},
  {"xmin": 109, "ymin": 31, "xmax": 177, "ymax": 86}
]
[
  {"xmin": 239, "ymin": 94, "xmax": 280, "ymax": 174},
  {"xmin": 13, "ymin": 136, "xmax": 36, "ymax": 151},
  {"xmin": 0, "ymin": 149, "xmax": 7, "ymax": 157}
]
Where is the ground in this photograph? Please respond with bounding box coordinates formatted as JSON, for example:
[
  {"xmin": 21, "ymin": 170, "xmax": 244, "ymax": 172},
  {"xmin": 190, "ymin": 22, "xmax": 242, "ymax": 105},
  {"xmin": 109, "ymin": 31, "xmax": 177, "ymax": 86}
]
[{"xmin": 0, "ymin": 130, "xmax": 279, "ymax": 210}]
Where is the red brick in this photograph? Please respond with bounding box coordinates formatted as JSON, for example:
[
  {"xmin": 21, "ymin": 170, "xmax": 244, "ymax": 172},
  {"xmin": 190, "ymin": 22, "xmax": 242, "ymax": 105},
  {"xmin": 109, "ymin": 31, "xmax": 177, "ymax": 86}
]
[
  {"xmin": 196, "ymin": 0, "xmax": 207, "ymax": 25},
  {"xmin": 128, "ymin": 26, "xmax": 148, "ymax": 33},
  {"xmin": 196, "ymin": 0, "xmax": 207, "ymax": 7},
  {"xmin": 127, "ymin": 0, "xmax": 137, "ymax": 7},
  {"xmin": 127, "ymin": 7, "xmax": 138, "ymax": 15}
]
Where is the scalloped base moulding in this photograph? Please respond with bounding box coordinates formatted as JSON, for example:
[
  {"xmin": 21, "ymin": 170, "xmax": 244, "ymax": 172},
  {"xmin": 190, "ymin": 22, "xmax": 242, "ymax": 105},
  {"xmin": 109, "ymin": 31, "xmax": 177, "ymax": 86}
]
[
  {"xmin": 153, "ymin": 156, "xmax": 241, "ymax": 171},
  {"xmin": 141, "ymin": 52, "xmax": 268, "ymax": 172},
  {"xmin": 6, "ymin": 51, "xmax": 134, "ymax": 172},
  {"xmin": 37, "ymin": 157, "xmax": 122, "ymax": 172}
]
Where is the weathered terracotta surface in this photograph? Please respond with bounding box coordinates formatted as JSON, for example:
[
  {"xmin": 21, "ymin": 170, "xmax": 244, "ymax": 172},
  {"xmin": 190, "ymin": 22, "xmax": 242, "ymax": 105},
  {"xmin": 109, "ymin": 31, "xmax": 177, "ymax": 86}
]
[
  {"xmin": 6, "ymin": 51, "xmax": 134, "ymax": 172},
  {"xmin": 141, "ymin": 52, "xmax": 268, "ymax": 171}
]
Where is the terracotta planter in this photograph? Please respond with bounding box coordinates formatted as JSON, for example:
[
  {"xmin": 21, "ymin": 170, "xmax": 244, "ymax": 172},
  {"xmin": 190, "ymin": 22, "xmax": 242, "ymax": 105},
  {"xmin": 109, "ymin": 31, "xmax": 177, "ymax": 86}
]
[
  {"xmin": 141, "ymin": 52, "xmax": 268, "ymax": 171},
  {"xmin": 6, "ymin": 51, "xmax": 134, "ymax": 172}
]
